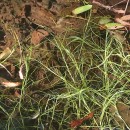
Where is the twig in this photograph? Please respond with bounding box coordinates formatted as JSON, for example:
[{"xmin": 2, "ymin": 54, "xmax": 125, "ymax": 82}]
[
  {"xmin": 92, "ymin": 0, "xmax": 125, "ymax": 14},
  {"xmin": 111, "ymin": 0, "xmax": 127, "ymax": 8},
  {"xmin": 124, "ymin": 0, "xmax": 130, "ymax": 15}
]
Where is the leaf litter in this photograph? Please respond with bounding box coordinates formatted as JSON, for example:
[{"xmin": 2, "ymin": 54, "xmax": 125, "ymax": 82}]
[{"xmin": 0, "ymin": 0, "xmax": 130, "ymax": 130}]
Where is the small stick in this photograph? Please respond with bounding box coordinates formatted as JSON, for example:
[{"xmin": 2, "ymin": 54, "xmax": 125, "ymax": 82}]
[
  {"xmin": 92, "ymin": 0, "xmax": 125, "ymax": 14},
  {"xmin": 124, "ymin": 0, "xmax": 130, "ymax": 15},
  {"xmin": 111, "ymin": 0, "xmax": 127, "ymax": 8}
]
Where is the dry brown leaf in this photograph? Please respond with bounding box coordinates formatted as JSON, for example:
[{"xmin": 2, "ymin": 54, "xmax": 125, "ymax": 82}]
[
  {"xmin": 110, "ymin": 102, "xmax": 130, "ymax": 129},
  {"xmin": 115, "ymin": 17, "xmax": 130, "ymax": 26},
  {"xmin": 120, "ymin": 15, "xmax": 130, "ymax": 21},
  {"xmin": 116, "ymin": 102, "xmax": 130, "ymax": 128},
  {"xmin": 14, "ymin": 90, "xmax": 21, "ymax": 98},
  {"xmin": 31, "ymin": 29, "xmax": 49, "ymax": 45},
  {"xmin": 1, "ymin": 81, "xmax": 21, "ymax": 88},
  {"xmin": 70, "ymin": 112, "xmax": 94, "ymax": 128}
]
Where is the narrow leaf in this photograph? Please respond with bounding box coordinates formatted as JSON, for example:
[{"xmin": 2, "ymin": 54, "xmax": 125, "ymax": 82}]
[
  {"xmin": 105, "ymin": 23, "xmax": 124, "ymax": 30},
  {"xmin": 72, "ymin": 5, "xmax": 92, "ymax": 15}
]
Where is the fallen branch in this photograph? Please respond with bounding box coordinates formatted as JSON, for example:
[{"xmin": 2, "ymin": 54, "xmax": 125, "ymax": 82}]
[{"xmin": 92, "ymin": 0, "xmax": 125, "ymax": 14}]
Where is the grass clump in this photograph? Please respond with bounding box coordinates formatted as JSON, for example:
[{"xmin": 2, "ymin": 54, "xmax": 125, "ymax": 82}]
[{"xmin": 0, "ymin": 19, "xmax": 130, "ymax": 130}]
